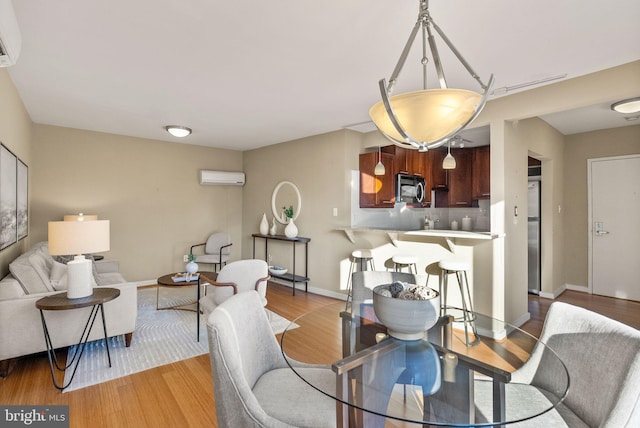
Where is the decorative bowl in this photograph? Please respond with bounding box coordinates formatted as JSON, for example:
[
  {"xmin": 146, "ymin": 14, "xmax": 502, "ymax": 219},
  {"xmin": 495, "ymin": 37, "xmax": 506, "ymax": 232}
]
[
  {"xmin": 373, "ymin": 283, "xmax": 440, "ymax": 341},
  {"xmin": 268, "ymin": 266, "xmax": 288, "ymax": 276}
]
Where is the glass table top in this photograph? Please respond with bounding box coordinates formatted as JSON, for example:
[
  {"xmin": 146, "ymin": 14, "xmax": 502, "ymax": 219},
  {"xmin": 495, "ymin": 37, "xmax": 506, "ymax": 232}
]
[{"xmin": 280, "ymin": 302, "xmax": 569, "ymax": 427}]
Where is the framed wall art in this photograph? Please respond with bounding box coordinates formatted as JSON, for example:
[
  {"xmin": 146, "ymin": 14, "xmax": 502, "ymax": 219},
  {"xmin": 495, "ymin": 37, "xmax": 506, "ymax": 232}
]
[
  {"xmin": 0, "ymin": 144, "xmax": 17, "ymax": 250},
  {"xmin": 17, "ymin": 158, "xmax": 28, "ymax": 240}
]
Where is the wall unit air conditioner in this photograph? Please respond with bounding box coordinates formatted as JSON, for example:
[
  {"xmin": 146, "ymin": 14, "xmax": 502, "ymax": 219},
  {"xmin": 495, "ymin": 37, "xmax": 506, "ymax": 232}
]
[
  {"xmin": 0, "ymin": 0, "xmax": 22, "ymax": 68},
  {"xmin": 199, "ymin": 170, "xmax": 245, "ymax": 186}
]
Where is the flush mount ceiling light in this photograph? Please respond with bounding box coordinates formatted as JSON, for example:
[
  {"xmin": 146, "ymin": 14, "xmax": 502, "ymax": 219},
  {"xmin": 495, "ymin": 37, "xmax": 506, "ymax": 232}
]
[
  {"xmin": 611, "ymin": 97, "xmax": 640, "ymax": 114},
  {"xmin": 369, "ymin": 0, "xmax": 494, "ymax": 153},
  {"xmin": 164, "ymin": 125, "xmax": 192, "ymax": 138}
]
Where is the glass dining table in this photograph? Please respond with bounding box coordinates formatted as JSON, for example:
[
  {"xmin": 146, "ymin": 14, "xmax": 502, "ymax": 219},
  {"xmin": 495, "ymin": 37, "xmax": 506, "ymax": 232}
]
[{"xmin": 280, "ymin": 302, "xmax": 569, "ymax": 427}]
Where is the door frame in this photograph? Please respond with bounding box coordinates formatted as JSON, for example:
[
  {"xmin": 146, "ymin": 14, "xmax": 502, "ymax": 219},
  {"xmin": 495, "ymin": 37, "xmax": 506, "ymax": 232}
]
[{"xmin": 587, "ymin": 154, "xmax": 640, "ymax": 295}]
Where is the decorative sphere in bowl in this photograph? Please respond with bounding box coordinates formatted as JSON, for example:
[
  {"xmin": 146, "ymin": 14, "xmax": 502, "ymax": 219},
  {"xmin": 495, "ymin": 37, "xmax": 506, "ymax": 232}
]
[
  {"xmin": 268, "ymin": 266, "xmax": 288, "ymax": 276},
  {"xmin": 373, "ymin": 283, "xmax": 440, "ymax": 341}
]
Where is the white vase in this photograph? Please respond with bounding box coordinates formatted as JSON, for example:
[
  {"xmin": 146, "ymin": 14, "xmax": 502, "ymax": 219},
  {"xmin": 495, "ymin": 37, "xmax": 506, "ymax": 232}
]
[
  {"xmin": 269, "ymin": 217, "xmax": 277, "ymax": 235},
  {"xmin": 185, "ymin": 261, "xmax": 198, "ymax": 281},
  {"xmin": 259, "ymin": 213, "xmax": 269, "ymax": 235},
  {"xmin": 284, "ymin": 218, "xmax": 298, "ymax": 238}
]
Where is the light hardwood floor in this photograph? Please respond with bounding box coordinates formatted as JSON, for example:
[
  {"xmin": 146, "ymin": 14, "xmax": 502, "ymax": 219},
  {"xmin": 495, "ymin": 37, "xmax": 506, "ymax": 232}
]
[{"xmin": 1, "ymin": 283, "xmax": 638, "ymax": 428}]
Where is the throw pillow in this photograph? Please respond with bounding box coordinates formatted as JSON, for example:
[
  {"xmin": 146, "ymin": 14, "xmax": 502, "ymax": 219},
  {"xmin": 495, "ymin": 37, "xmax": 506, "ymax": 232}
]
[{"xmin": 49, "ymin": 260, "xmax": 68, "ymax": 291}]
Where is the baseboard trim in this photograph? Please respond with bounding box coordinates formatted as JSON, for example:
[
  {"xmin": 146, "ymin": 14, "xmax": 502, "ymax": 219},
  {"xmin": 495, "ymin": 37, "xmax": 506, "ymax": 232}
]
[
  {"xmin": 566, "ymin": 283, "xmax": 590, "ymax": 293},
  {"xmin": 539, "ymin": 284, "xmax": 567, "ymax": 299},
  {"xmin": 268, "ymin": 278, "xmax": 346, "ymax": 301}
]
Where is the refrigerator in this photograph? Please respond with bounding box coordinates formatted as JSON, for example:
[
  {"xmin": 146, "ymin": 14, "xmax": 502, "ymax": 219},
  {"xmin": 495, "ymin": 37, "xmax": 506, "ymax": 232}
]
[{"xmin": 527, "ymin": 180, "xmax": 541, "ymax": 294}]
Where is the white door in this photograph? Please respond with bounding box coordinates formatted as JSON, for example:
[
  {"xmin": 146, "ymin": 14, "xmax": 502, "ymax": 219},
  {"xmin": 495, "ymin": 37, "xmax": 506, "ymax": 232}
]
[{"xmin": 589, "ymin": 155, "xmax": 640, "ymax": 301}]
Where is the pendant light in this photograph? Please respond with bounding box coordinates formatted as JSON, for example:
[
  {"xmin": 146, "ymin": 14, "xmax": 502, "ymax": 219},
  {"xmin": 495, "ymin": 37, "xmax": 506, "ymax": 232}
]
[
  {"xmin": 442, "ymin": 140, "xmax": 456, "ymax": 169},
  {"xmin": 374, "ymin": 146, "xmax": 386, "ymax": 175},
  {"xmin": 369, "ymin": 0, "xmax": 494, "ymax": 152}
]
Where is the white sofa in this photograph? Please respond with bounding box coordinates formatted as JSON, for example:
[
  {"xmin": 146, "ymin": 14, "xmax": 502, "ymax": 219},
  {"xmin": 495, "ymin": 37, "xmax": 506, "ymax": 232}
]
[{"xmin": 0, "ymin": 242, "xmax": 137, "ymax": 377}]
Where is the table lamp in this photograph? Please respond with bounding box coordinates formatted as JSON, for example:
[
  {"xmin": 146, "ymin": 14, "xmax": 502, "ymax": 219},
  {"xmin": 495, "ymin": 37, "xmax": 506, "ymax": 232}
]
[{"xmin": 48, "ymin": 217, "xmax": 110, "ymax": 299}]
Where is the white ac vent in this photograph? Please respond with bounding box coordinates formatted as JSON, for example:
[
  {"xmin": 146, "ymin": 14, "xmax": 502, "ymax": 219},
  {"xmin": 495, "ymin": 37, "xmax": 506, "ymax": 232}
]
[
  {"xmin": 0, "ymin": 0, "xmax": 22, "ymax": 68},
  {"xmin": 199, "ymin": 170, "xmax": 245, "ymax": 186}
]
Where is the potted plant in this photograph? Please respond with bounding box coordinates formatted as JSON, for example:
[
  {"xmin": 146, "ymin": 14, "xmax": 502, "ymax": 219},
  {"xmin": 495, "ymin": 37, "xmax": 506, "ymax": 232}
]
[{"xmin": 282, "ymin": 205, "xmax": 298, "ymax": 238}]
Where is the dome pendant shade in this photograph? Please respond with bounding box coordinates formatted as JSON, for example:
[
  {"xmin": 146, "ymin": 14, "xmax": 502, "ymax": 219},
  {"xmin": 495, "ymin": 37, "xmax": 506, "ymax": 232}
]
[
  {"xmin": 369, "ymin": 88, "xmax": 482, "ymax": 147},
  {"xmin": 374, "ymin": 161, "xmax": 386, "ymax": 175}
]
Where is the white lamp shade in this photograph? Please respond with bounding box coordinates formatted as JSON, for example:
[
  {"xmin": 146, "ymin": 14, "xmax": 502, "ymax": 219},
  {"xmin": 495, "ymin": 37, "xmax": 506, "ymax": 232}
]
[
  {"xmin": 48, "ymin": 220, "xmax": 110, "ymax": 256},
  {"xmin": 374, "ymin": 161, "xmax": 386, "ymax": 176},
  {"xmin": 63, "ymin": 214, "xmax": 98, "ymax": 221},
  {"xmin": 369, "ymin": 88, "xmax": 482, "ymax": 145}
]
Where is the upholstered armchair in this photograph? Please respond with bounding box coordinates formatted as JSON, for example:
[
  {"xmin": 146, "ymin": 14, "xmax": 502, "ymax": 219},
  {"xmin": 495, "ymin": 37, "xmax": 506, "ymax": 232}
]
[
  {"xmin": 190, "ymin": 232, "xmax": 232, "ymax": 272},
  {"xmin": 476, "ymin": 302, "xmax": 640, "ymax": 426},
  {"xmin": 207, "ymin": 291, "xmax": 336, "ymax": 427},
  {"xmin": 199, "ymin": 259, "xmax": 269, "ymax": 318}
]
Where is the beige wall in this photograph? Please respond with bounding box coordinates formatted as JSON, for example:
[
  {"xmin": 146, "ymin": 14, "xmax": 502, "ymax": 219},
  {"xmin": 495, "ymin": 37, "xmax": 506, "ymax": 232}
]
[
  {"xmin": 564, "ymin": 125, "xmax": 640, "ymax": 288},
  {"xmin": 30, "ymin": 125, "xmax": 244, "ymax": 282},
  {"xmin": 242, "ymin": 129, "xmax": 362, "ymax": 297},
  {"xmin": 0, "ymin": 69, "xmax": 33, "ymax": 277}
]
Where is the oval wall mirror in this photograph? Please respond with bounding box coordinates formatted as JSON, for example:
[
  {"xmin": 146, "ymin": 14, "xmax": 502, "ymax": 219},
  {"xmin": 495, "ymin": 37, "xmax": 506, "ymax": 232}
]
[{"xmin": 271, "ymin": 181, "xmax": 302, "ymax": 224}]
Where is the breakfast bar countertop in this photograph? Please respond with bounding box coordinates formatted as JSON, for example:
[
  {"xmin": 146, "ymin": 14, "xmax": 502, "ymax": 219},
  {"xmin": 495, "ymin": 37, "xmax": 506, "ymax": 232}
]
[{"xmin": 336, "ymin": 227, "xmax": 503, "ymax": 245}]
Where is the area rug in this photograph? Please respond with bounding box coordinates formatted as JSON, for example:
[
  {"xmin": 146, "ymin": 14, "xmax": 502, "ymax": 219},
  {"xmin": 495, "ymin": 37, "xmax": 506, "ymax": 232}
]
[{"xmin": 63, "ymin": 286, "xmax": 296, "ymax": 392}]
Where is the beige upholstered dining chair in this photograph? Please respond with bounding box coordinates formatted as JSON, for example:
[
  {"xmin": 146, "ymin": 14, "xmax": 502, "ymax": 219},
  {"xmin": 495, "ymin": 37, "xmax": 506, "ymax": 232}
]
[
  {"xmin": 190, "ymin": 232, "xmax": 232, "ymax": 272},
  {"xmin": 476, "ymin": 302, "xmax": 640, "ymax": 427},
  {"xmin": 207, "ymin": 291, "xmax": 336, "ymax": 427},
  {"xmin": 199, "ymin": 259, "xmax": 269, "ymax": 318}
]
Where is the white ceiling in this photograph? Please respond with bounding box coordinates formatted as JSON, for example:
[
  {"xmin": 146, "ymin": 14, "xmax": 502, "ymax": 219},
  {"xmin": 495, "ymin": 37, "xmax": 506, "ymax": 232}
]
[{"xmin": 6, "ymin": 0, "xmax": 640, "ymax": 151}]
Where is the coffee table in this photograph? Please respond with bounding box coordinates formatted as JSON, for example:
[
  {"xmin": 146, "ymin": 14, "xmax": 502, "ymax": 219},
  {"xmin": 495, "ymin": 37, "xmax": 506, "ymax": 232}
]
[
  {"xmin": 156, "ymin": 271, "xmax": 217, "ymax": 341},
  {"xmin": 36, "ymin": 288, "xmax": 120, "ymax": 390}
]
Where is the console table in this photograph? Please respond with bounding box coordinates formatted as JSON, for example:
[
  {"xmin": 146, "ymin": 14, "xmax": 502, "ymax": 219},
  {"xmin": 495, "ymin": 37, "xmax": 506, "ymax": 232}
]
[{"xmin": 252, "ymin": 234, "xmax": 310, "ymax": 296}]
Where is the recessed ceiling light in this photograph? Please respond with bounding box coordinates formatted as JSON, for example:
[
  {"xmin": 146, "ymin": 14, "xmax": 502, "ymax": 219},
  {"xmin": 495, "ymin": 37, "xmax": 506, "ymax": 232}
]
[
  {"xmin": 164, "ymin": 125, "xmax": 192, "ymax": 137},
  {"xmin": 611, "ymin": 97, "xmax": 640, "ymax": 114}
]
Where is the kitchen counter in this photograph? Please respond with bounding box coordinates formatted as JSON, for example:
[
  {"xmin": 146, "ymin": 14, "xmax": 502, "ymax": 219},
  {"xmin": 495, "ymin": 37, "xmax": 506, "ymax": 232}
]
[{"xmin": 336, "ymin": 227, "xmax": 503, "ymax": 252}]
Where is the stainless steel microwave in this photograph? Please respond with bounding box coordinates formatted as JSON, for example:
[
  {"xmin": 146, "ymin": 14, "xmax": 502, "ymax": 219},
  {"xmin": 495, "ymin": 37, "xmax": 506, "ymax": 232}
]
[{"xmin": 396, "ymin": 174, "xmax": 426, "ymax": 204}]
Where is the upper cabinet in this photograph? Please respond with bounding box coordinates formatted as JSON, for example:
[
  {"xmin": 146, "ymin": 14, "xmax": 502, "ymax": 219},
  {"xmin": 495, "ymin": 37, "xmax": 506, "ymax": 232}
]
[
  {"xmin": 359, "ymin": 152, "xmax": 395, "ymax": 208},
  {"xmin": 429, "ymin": 148, "xmax": 448, "ymax": 190},
  {"xmin": 447, "ymin": 148, "xmax": 473, "ymax": 207},
  {"xmin": 472, "ymin": 145, "xmax": 491, "ymax": 199}
]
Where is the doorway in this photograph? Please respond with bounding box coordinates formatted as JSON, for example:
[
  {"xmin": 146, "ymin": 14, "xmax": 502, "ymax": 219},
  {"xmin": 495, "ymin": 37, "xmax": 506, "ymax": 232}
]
[
  {"xmin": 527, "ymin": 157, "xmax": 541, "ymax": 295},
  {"xmin": 589, "ymin": 155, "xmax": 640, "ymax": 301}
]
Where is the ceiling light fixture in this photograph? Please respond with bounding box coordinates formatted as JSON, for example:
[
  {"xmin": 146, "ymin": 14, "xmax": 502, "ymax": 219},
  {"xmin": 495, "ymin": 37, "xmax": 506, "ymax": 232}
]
[
  {"xmin": 442, "ymin": 140, "xmax": 456, "ymax": 169},
  {"xmin": 374, "ymin": 146, "xmax": 386, "ymax": 175},
  {"xmin": 164, "ymin": 125, "xmax": 192, "ymax": 138},
  {"xmin": 369, "ymin": 0, "xmax": 494, "ymax": 153},
  {"xmin": 611, "ymin": 97, "xmax": 640, "ymax": 114}
]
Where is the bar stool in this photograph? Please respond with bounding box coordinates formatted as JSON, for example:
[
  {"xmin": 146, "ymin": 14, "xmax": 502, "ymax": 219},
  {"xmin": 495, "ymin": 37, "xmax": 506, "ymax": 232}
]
[
  {"xmin": 438, "ymin": 258, "xmax": 480, "ymax": 346},
  {"xmin": 345, "ymin": 249, "xmax": 375, "ymax": 311},
  {"xmin": 392, "ymin": 255, "xmax": 419, "ymax": 274}
]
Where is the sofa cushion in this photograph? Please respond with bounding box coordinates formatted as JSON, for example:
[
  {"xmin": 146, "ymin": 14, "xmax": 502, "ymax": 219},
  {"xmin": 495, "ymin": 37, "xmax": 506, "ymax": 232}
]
[
  {"xmin": 0, "ymin": 275, "xmax": 25, "ymax": 300},
  {"xmin": 96, "ymin": 271, "xmax": 127, "ymax": 285},
  {"xmin": 28, "ymin": 253, "xmax": 55, "ymax": 293},
  {"xmin": 9, "ymin": 251, "xmax": 51, "ymax": 294},
  {"xmin": 49, "ymin": 260, "xmax": 68, "ymax": 291}
]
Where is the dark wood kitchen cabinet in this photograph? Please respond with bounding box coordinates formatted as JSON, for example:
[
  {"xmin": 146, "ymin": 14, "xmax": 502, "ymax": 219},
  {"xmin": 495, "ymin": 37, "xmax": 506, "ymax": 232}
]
[
  {"xmin": 472, "ymin": 145, "xmax": 491, "ymax": 199},
  {"xmin": 447, "ymin": 148, "xmax": 473, "ymax": 207},
  {"xmin": 429, "ymin": 148, "xmax": 448, "ymax": 190},
  {"xmin": 359, "ymin": 152, "xmax": 395, "ymax": 208}
]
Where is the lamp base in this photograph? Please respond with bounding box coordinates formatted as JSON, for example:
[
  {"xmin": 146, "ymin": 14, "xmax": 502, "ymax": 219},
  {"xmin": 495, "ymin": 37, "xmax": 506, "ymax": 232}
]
[{"xmin": 66, "ymin": 255, "xmax": 94, "ymax": 299}]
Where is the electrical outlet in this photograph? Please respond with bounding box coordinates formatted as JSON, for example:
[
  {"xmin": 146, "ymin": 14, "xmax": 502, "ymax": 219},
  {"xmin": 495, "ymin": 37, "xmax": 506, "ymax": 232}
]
[{"xmin": 183, "ymin": 254, "xmax": 189, "ymax": 262}]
